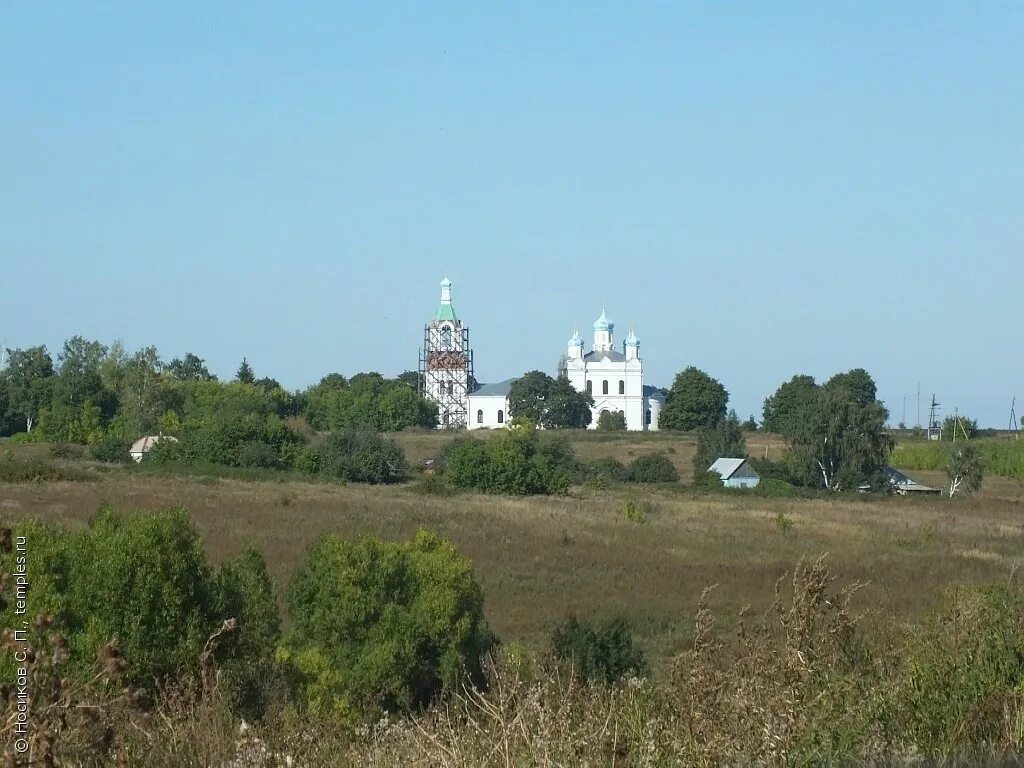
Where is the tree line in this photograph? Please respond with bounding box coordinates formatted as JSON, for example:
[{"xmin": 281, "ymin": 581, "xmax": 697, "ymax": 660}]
[{"xmin": 0, "ymin": 337, "xmax": 923, "ymax": 494}]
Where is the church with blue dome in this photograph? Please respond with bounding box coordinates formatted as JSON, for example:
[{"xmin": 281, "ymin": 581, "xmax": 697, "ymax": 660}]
[
  {"xmin": 561, "ymin": 309, "xmax": 664, "ymax": 431},
  {"xmin": 421, "ymin": 277, "xmax": 663, "ymax": 431}
]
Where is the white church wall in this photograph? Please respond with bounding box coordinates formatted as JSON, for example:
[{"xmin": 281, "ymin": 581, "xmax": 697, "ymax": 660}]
[{"xmin": 467, "ymin": 395, "xmax": 508, "ymax": 430}]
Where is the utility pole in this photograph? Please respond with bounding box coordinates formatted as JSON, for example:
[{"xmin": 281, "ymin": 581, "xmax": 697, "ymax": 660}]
[{"xmin": 916, "ymin": 382, "xmax": 921, "ymax": 429}]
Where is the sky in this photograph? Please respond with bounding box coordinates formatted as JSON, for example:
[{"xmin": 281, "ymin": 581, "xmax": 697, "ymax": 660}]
[{"xmin": 1, "ymin": 2, "xmax": 1021, "ymax": 427}]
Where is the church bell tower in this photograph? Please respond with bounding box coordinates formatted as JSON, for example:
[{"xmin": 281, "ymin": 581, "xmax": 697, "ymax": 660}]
[{"xmin": 419, "ymin": 276, "xmax": 474, "ymax": 428}]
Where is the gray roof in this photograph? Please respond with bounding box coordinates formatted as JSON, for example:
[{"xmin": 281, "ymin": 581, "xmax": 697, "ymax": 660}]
[
  {"xmin": 708, "ymin": 458, "xmax": 758, "ymax": 480},
  {"xmin": 472, "ymin": 378, "xmax": 515, "ymax": 397},
  {"xmin": 584, "ymin": 349, "xmax": 627, "ymax": 362},
  {"xmin": 885, "ymin": 467, "xmax": 940, "ymax": 493},
  {"xmin": 643, "ymin": 385, "xmax": 666, "ymax": 400}
]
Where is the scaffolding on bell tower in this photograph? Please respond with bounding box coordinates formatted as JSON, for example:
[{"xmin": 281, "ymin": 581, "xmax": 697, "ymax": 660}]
[{"xmin": 418, "ymin": 278, "xmax": 474, "ymax": 429}]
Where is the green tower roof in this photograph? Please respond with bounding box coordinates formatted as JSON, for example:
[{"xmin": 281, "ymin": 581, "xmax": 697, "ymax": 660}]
[{"xmin": 435, "ymin": 303, "xmax": 458, "ymax": 322}]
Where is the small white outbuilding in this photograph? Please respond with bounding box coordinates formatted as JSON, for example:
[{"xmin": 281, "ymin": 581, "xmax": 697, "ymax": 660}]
[
  {"xmin": 708, "ymin": 458, "xmax": 760, "ymax": 489},
  {"xmin": 129, "ymin": 435, "xmax": 177, "ymax": 463}
]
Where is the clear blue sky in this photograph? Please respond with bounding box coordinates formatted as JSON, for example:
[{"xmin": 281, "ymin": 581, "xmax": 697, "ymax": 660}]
[{"xmin": 2, "ymin": 3, "xmax": 1021, "ymax": 427}]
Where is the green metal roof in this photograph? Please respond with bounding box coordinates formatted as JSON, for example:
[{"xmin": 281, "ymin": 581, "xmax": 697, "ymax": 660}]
[{"xmin": 435, "ymin": 303, "xmax": 458, "ymax": 322}]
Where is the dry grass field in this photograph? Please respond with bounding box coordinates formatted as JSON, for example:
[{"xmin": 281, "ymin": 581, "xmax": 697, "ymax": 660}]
[
  {"xmin": 392, "ymin": 428, "xmax": 790, "ymax": 482},
  {"xmin": 3, "ymin": 433, "xmax": 1024, "ymax": 671}
]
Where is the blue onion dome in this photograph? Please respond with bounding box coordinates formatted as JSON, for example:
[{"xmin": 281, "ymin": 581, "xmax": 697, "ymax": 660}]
[
  {"xmin": 625, "ymin": 327, "xmax": 639, "ymax": 347},
  {"xmin": 593, "ymin": 308, "xmax": 613, "ymax": 331},
  {"xmin": 569, "ymin": 328, "xmax": 583, "ymax": 346},
  {"xmin": 440, "ymin": 275, "xmax": 452, "ymax": 289}
]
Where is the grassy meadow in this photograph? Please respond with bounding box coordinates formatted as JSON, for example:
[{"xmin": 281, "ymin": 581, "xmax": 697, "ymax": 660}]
[{"xmin": 3, "ymin": 431, "xmax": 1024, "ymax": 670}]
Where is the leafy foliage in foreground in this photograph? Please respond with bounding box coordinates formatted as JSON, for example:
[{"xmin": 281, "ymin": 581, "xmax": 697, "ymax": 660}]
[
  {"xmin": 101, "ymin": 558, "xmax": 1024, "ymax": 766},
  {"xmin": 282, "ymin": 530, "xmax": 495, "ymax": 719},
  {"xmin": 0, "ymin": 509, "xmax": 279, "ymax": 710}
]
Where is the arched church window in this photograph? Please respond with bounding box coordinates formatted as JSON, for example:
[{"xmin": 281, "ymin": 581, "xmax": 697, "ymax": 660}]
[
  {"xmin": 586, "ymin": 380, "xmax": 592, "ymax": 394},
  {"xmin": 602, "ymin": 380, "xmax": 609, "ymax": 395},
  {"xmin": 618, "ymin": 380, "xmax": 625, "ymax": 395},
  {"xmin": 497, "ymin": 410, "xmax": 504, "ymax": 424},
  {"xmin": 440, "ymin": 325, "xmax": 452, "ymax": 349},
  {"xmin": 477, "ymin": 409, "xmax": 483, "ymax": 424},
  {"xmin": 645, "ymin": 409, "xmax": 652, "ymax": 425}
]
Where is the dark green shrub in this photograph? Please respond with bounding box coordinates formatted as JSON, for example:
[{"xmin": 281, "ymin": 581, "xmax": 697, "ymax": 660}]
[
  {"xmin": 583, "ymin": 457, "xmax": 627, "ymax": 485},
  {"xmin": 49, "ymin": 442, "xmax": 84, "ymax": 459},
  {"xmin": 551, "ymin": 615, "xmax": 648, "ymax": 683},
  {"xmin": 89, "ymin": 433, "xmax": 131, "ymax": 463},
  {"xmin": 311, "ymin": 429, "xmax": 407, "ymax": 484},
  {"xmin": 443, "ymin": 437, "xmax": 491, "ymax": 489},
  {"xmin": 282, "ymin": 530, "xmax": 495, "ymax": 718},
  {"xmin": 443, "ymin": 430, "xmax": 574, "ymax": 495},
  {"xmin": 596, "ymin": 410, "xmax": 627, "ymax": 431},
  {"xmin": 214, "ymin": 545, "xmax": 281, "ymax": 719},
  {"xmin": 0, "ymin": 508, "xmax": 281, "ymax": 707},
  {"xmin": 153, "ymin": 413, "xmax": 305, "ymax": 471},
  {"xmin": 755, "ymin": 478, "xmax": 802, "ymax": 498},
  {"xmin": 236, "ymin": 440, "xmax": 284, "ymax": 469},
  {"xmin": 625, "ymin": 452, "xmax": 679, "ymax": 483},
  {"xmin": 692, "ymin": 468, "xmax": 725, "ymax": 490}
]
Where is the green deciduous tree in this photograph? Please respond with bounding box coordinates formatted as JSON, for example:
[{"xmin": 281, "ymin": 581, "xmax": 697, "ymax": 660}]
[
  {"xmin": 167, "ymin": 353, "xmax": 216, "ymax": 382},
  {"xmin": 762, "ymin": 374, "xmax": 818, "ymax": 437},
  {"xmin": 303, "ymin": 373, "xmax": 437, "ymax": 432},
  {"xmin": 0, "ymin": 508, "xmax": 280, "ymax": 708},
  {"xmin": 597, "ymin": 410, "xmax": 627, "ymax": 431},
  {"xmin": 788, "ymin": 374, "xmax": 892, "ymax": 492},
  {"xmin": 507, "ymin": 371, "xmax": 593, "ymax": 429},
  {"xmin": 214, "ymin": 544, "xmax": 281, "ymax": 718},
  {"xmin": 3, "ymin": 345, "xmax": 54, "ymax": 432},
  {"xmin": 941, "ymin": 414, "xmax": 978, "ymax": 442},
  {"xmin": 947, "ymin": 444, "xmax": 983, "ymax": 497},
  {"xmin": 283, "ymin": 530, "xmax": 494, "ymax": 717},
  {"xmin": 659, "ymin": 367, "xmax": 728, "ymax": 431},
  {"xmin": 823, "ymin": 368, "xmax": 877, "ymax": 408},
  {"xmin": 693, "ymin": 411, "xmax": 748, "ymax": 477},
  {"xmin": 443, "ymin": 430, "xmax": 575, "ymax": 495}
]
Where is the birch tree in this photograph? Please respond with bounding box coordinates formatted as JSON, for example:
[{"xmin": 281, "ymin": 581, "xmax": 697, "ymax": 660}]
[{"xmin": 947, "ymin": 444, "xmax": 983, "ymax": 497}]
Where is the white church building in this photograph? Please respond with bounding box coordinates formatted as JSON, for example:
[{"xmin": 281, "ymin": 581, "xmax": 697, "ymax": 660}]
[
  {"xmin": 561, "ymin": 309, "xmax": 665, "ymax": 431},
  {"xmin": 420, "ymin": 278, "xmax": 663, "ymax": 431}
]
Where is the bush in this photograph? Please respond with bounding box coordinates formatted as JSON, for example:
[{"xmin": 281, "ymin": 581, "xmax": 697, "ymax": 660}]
[
  {"xmin": 596, "ymin": 410, "xmax": 627, "ymax": 431},
  {"xmin": 308, "ymin": 429, "xmax": 407, "ymax": 484},
  {"xmin": 153, "ymin": 413, "xmax": 305, "ymax": 471},
  {"xmin": 625, "ymin": 452, "xmax": 679, "ymax": 483},
  {"xmin": 551, "ymin": 615, "xmax": 648, "ymax": 683},
  {"xmin": 0, "ymin": 508, "xmax": 280, "ymax": 704},
  {"xmin": 282, "ymin": 530, "xmax": 495, "ymax": 718},
  {"xmin": 622, "ymin": 498, "xmax": 651, "ymax": 523},
  {"xmin": 214, "ymin": 545, "xmax": 281, "ymax": 719},
  {"xmin": 443, "ymin": 430, "xmax": 574, "ymax": 495},
  {"xmin": 49, "ymin": 442, "xmax": 84, "ymax": 459},
  {"xmin": 692, "ymin": 468, "xmax": 725, "ymax": 490},
  {"xmin": 582, "ymin": 457, "xmax": 628, "ymax": 485},
  {"xmin": 89, "ymin": 433, "xmax": 131, "ymax": 463}
]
